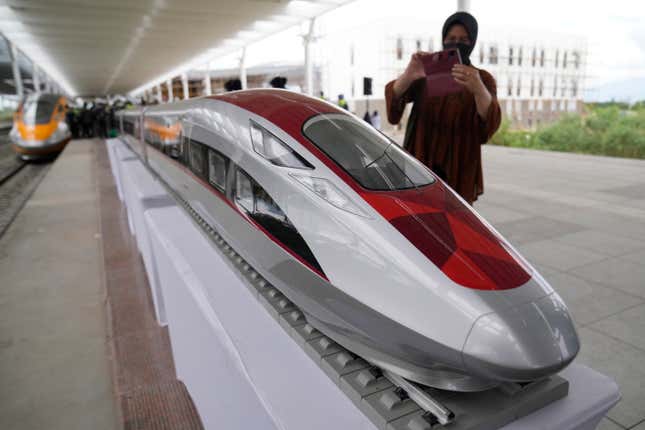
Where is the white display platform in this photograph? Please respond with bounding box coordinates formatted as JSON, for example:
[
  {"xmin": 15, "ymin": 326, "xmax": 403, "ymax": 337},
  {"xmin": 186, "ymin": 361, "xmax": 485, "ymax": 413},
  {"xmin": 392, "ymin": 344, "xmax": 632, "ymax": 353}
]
[
  {"xmin": 107, "ymin": 140, "xmax": 620, "ymax": 430},
  {"xmin": 106, "ymin": 138, "xmax": 169, "ymax": 325}
]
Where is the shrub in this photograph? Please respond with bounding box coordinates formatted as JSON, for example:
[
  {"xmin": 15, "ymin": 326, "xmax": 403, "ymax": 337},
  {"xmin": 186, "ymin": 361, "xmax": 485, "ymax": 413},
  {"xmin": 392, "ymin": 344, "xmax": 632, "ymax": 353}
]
[{"xmin": 489, "ymin": 105, "xmax": 645, "ymax": 159}]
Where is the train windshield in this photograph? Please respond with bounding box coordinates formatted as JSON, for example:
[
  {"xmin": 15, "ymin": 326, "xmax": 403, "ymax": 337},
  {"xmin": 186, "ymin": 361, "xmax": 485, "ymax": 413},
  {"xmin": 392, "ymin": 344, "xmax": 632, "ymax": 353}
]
[
  {"xmin": 302, "ymin": 113, "xmax": 435, "ymax": 191},
  {"xmin": 21, "ymin": 96, "xmax": 58, "ymax": 125}
]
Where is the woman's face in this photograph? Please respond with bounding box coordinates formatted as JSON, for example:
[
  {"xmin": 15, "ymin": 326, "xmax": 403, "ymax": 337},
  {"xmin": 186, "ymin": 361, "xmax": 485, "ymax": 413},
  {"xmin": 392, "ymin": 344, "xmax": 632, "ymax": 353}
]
[{"xmin": 444, "ymin": 24, "xmax": 471, "ymax": 46}]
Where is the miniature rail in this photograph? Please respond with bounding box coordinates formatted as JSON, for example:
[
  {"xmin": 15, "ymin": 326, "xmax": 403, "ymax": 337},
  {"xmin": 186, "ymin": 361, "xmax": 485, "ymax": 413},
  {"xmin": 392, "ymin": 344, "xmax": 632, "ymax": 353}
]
[{"xmin": 142, "ymin": 150, "xmax": 569, "ymax": 430}]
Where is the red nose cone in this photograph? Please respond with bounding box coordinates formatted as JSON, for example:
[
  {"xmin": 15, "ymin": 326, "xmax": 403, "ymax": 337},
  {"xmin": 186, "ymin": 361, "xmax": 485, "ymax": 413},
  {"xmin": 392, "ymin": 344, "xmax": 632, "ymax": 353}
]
[{"xmin": 362, "ymin": 181, "xmax": 532, "ymax": 290}]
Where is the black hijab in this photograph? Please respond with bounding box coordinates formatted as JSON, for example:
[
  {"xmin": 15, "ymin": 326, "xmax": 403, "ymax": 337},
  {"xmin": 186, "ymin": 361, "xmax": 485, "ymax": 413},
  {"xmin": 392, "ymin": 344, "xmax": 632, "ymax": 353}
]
[{"xmin": 442, "ymin": 11, "xmax": 478, "ymax": 65}]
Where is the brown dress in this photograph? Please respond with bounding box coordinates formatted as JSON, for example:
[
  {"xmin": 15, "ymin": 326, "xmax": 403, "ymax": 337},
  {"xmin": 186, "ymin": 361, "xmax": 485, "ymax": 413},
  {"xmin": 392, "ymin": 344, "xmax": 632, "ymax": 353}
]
[{"xmin": 385, "ymin": 70, "xmax": 501, "ymax": 204}]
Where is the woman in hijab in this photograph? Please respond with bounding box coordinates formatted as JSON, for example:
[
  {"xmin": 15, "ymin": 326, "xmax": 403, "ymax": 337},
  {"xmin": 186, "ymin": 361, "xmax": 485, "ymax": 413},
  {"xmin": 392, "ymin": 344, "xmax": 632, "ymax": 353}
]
[{"xmin": 385, "ymin": 12, "xmax": 501, "ymax": 205}]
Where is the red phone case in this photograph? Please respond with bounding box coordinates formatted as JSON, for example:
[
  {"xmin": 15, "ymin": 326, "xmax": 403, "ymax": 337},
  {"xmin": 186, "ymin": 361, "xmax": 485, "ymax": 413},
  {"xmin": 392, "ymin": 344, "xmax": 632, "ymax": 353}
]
[{"xmin": 421, "ymin": 49, "xmax": 462, "ymax": 98}]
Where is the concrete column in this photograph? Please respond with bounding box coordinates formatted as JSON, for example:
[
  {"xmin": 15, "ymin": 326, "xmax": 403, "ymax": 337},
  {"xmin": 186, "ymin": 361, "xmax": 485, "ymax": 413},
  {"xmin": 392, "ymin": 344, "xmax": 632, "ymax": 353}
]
[
  {"xmin": 204, "ymin": 67, "xmax": 212, "ymax": 96},
  {"xmin": 239, "ymin": 47, "xmax": 247, "ymax": 90},
  {"xmin": 166, "ymin": 79, "xmax": 173, "ymax": 103},
  {"xmin": 10, "ymin": 43, "xmax": 23, "ymax": 98},
  {"xmin": 304, "ymin": 18, "xmax": 316, "ymax": 96},
  {"xmin": 182, "ymin": 73, "xmax": 189, "ymax": 100},
  {"xmin": 457, "ymin": 0, "xmax": 470, "ymax": 11},
  {"xmin": 33, "ymin": 64, "xmax": 40, "ymax": 93},
  {"xmin": 156, "ymin": 84, "xmax": 162, "ymax": 103}
]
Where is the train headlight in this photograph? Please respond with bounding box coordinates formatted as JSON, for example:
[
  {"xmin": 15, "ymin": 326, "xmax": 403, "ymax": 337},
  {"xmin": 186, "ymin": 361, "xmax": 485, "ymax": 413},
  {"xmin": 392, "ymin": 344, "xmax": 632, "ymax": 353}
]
[
  {"xmin": 250, "ymin": 121, "xmax": 313, "ymax": 169},
  {"xmin": 290, "ymin": 174, "xmax": 369, "ymax": 218},
  {"xmin": 46, "ymin": 121, "xmax": 70, "ymax": 144}
]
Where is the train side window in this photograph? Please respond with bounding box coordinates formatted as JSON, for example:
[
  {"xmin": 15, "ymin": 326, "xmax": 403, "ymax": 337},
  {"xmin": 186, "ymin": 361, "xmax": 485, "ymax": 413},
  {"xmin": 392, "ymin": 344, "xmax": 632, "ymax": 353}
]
[
  {"xmin": 181, "ymin": 133, "xmax": 190, "ymax": 165},
  {"xmin": 234, "ymin": 167, "xmax": 323, "ymax": 273},
  {"xmin": 189, "ymin": 141, "xmax": 206, "ymax": 178},
  {"xmin": 235, "ymin": 170, "xmax": 254, "ymax": 212},
  {"xmin": 208, "ymin": 149, "xmax": 227, "ymax": 192}
]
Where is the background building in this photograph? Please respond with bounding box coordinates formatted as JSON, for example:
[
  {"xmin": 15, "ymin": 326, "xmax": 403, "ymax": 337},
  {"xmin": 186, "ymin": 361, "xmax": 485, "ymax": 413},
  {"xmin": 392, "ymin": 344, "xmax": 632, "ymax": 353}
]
[{"xmin": 316, "ymin": 19, "xmax": 588, "ymax": 133}]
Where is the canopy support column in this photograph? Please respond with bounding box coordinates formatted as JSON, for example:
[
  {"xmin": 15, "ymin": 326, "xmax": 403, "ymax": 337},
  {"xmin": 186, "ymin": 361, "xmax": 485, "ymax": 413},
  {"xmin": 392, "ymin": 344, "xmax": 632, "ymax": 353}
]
[
  {"xmin": 304, "ymin": 18, "xmax": 316, "ymax": 96},
  {"xmin": 182, "ymin": 73, "xmax": 189, "ymax": 100},
  {"xmin": 166, "ymin": 79, "xmax": 173, "ymax": 103},
  {"xmin": 10, "ymin": 42, "xmax": 23, "ymax": 98},
  {"xmin": 457, "ymin": 0, "xmax": 470, "ymax": 11},
  {"xmin": 204, "ymin": 67, "xmax": 212, "ymax": 96},
  {"xmin": 33, "ymin": 64, "xmax": 40, "ymax": 93},
  {"xmin": 239, "ymin": 47, "xmax": 247, "ymax": 90}
]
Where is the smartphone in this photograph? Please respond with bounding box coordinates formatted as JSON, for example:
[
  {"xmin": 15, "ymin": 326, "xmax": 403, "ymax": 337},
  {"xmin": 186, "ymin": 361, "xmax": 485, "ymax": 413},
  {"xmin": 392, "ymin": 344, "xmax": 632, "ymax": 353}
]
[{"xmin": 420, "ymin": 48, "xmax": 463, "ymax": 98}]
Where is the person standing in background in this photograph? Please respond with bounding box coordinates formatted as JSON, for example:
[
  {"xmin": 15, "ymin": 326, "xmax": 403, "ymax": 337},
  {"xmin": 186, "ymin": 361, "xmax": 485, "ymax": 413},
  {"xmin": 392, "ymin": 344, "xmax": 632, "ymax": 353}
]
[
  {"xmin": 371, "ymin": 110, "xmax": 381, "ymax": 130},
  {"xmin": 337, "ymin": 94, "xmax": 349, "ymax": 110},
  {"xmin": 385, "ymin": 12, "xmax": 501, "ymax": 205}
]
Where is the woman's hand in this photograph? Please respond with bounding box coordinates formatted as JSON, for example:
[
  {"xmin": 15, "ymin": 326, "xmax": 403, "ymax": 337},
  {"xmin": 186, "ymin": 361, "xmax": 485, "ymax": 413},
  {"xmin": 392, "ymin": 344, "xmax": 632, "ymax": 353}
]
[
  {"xmin": 393, "ymin": 53, "xmax": 427, "ymax": 98},
  {"xmin": 452, "ymin": 64, "xmax": 493, "ymax": 119},
  {"xmin": 451, "ymin": 64, "xmax": 485, "ymax": 94}
]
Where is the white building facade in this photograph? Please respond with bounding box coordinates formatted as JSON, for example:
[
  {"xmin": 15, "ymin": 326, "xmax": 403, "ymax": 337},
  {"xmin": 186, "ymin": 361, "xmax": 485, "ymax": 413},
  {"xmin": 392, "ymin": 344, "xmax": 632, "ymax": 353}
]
[{"xmin": 316, "ymin": 21, "xmax": 587, "ymax": 132}]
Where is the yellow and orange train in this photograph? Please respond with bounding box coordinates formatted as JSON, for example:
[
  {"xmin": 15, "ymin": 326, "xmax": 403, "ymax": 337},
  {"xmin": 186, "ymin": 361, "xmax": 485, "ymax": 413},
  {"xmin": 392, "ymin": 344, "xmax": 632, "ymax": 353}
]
[{"xmin": 10, "ymin": 93, "xmax": 71, "ymax": 160}]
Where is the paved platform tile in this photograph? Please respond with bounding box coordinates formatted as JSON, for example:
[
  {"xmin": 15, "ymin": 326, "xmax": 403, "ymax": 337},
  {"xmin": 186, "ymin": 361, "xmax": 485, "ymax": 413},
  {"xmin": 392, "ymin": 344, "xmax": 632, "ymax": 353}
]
[
  {"xmin": 553, "ymin": 230, "xmax": 645, "ymax": 257},
  {"xmin": 547, "ymin": 272, "xmax": 643, "ymax": 326},
  {"xmin": 590, "ymin": 304, "xmax": 645, "ymax": 351},
  {"xmin": 570, "ymin": 257, "xmax": 645, "ymax": 299},
  {"xmin": 576, "ymin": 328, "xmax": 645, "ymax": 429},
  {"xmin": 493, "ymin": 216, "xmax": 586, "ymax": 245},
  {"xmin": 518, "ymin": 239, "xmax": 607, "ymax": 272}
]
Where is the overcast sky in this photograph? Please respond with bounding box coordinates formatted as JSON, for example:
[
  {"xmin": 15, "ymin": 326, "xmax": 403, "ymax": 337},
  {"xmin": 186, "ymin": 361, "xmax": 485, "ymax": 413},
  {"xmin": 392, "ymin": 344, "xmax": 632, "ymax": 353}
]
[{"xmin": 211, "ymin": 0, "xmax": 645, "ymax": 101}]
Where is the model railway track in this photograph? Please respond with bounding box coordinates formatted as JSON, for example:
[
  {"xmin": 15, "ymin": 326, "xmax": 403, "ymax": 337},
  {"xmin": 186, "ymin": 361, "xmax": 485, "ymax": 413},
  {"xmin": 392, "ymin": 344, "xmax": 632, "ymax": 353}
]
[
  {"xmin": 115, "ymin": 134, "xmax": 570, "ymax": 429},
  {"xmin": 150, "ymin": 167, "xmax": 457, "ymax": 428}
]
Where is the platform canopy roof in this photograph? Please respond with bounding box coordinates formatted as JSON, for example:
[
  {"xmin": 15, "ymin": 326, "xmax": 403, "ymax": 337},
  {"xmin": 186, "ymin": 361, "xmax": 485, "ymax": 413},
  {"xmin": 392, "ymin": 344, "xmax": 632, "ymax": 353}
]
[{"xmin": 0, "ymin": 0, "xmax": 353, "ymax": 97}]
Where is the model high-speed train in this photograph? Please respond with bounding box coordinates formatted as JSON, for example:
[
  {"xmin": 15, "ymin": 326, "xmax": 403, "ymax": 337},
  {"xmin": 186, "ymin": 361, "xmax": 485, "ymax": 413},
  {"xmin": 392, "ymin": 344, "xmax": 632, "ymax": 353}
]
[
  {"xmin": 116, "ymin": 89, "xmax": 579, "ymax": 392},
  {"xmin": 10, "ymin": 93, "xmax": 71, "ymax": 160}
]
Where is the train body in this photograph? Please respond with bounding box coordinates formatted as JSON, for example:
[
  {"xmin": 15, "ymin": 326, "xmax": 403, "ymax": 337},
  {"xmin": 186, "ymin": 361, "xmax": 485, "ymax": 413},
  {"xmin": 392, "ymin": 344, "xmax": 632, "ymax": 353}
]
[
  {"xmin": 116, "ymin": 89, "xmax": 579, "ymax": 392},
  {"xmin": 10, "ymin": 93, "xmax": 71, "ymax": 160}
]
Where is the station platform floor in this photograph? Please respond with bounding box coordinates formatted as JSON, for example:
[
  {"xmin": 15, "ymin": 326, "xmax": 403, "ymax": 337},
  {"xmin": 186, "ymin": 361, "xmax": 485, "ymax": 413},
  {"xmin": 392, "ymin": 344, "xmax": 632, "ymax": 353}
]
[
  {"xmin": 0, "ymin": 139, "xmax": 202, "ymax": 430},
  {"xmin": 0, "ymin": 139, "xmax": 643, "ymax": 430}
]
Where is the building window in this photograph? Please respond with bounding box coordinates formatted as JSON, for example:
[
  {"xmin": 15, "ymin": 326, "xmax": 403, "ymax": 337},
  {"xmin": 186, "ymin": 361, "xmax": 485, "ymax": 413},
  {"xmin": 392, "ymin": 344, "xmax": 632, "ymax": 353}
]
[
  {"xmin": 571, "ymin": 79, "xmax": 578, "ymax": 97},
  {"xmin": 507, "ymin": 76, "xmax": 513, "ymax": 96},
  {"xmin": 561, "ymin": 79, "xmax": 566, "ymax": 97},
  {"xmin": 509, "ymin": 46, "xmax": 514, "ymax": 65},
  {"xmin": 518, "ymin": 47, "xmax": 523, "ymax": 66},
  {"xmin": 540, "ymin": 49, "xmax": 545, "ymax": 67},
  {"xmin": 235, "ymin": 169, "xmax": 254, "ymax": 213},
  {"xmin": 479, "ymin": 45, "xmax": 484, "ymax": 64},
  {"xmin": 208, "ymin": 149, "xmax": 227, "ymax": 192},
  {"xmin": 396, "ymin": 37, "xmax": 403, "ymax": 60},
  {"xmin": 234, "ymin": 168, "xmax": 323, "ymax": 273},
  {"xmin": 553, "ymin": 76, "xmax": 558, "ymax": 97},
  {"xmin": 416, "ymin": 39, "xmax": 422, "ymax": 52},
  {"xmin": 572, "ymin": 51, "xmax": 580, "ymax": 69},
  {"xmin": 538, "ymin": 79, "xmax": 544, "ymax": 97},
  {"xmin": 563, "ymin": 51, "xmax": 568, "ymax": 69},
  {"xmin": 489, "ymin": 45, "xmax": 498, "ymax": 64},
  {"xmin": 530, "ymin": 78, "xmax": 535, "ymax": 97},
  {"xmin": 555, "ymin": 50, "xmax": 559, "ymax": 68},
  {"xmin": 516, "ymin": 77, "xmax": 521, "ymax": 96},
  {"xmin": 531, "ymin": 47, "xmax": 536, "ymax": 67}
]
